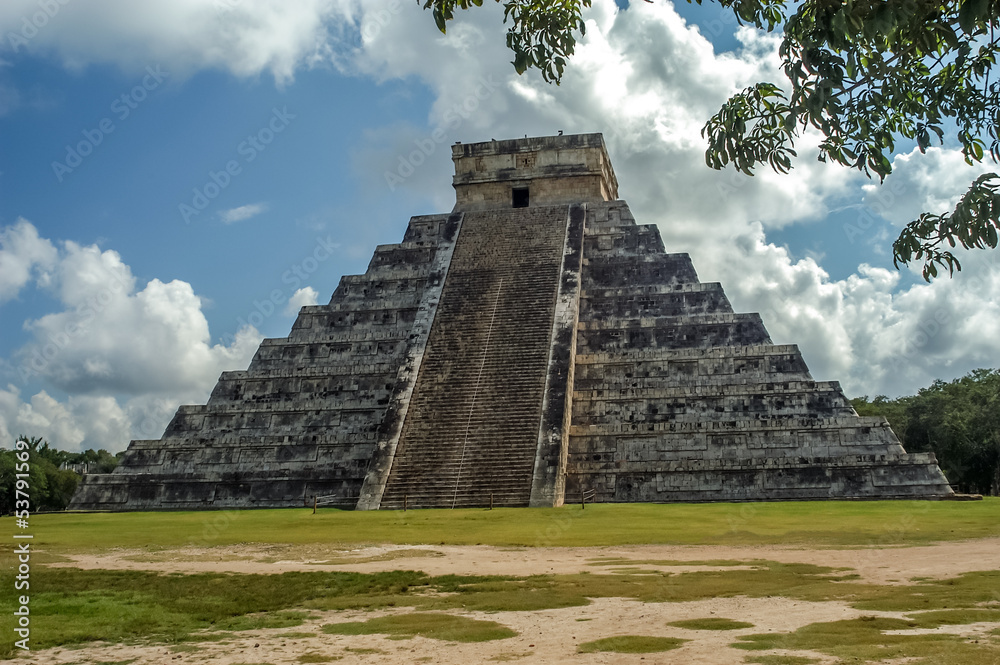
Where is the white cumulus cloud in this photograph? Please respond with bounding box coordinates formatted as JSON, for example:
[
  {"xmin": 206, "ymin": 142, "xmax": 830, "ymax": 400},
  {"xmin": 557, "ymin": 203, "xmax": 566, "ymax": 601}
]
[
  {"xmin": 0, "ymin": 217, "xmax": 57, "ymax": 303},
  {"xmin": 284, "ymin": 286, "xmax": 319, "ymax": 316},
  {"xmin": 0, "ymin": 385, "xmax": 132, "ymax": 452},
  {"xmin": 13, "ymin": 235, "xmax": 261, "ymax": 395},
  {"xmin": 0, "ymin": 220, "xmax": 262, "ymax": 451},
  {"xmin": 862, "ymin": 147, "xmax": 998, "ymax": 227},
  {"xmin": 0, "ymin": 0, "xmax": 357, "ymax": 83},
  {"xmin": 219, "ymin": 202, "xmax": 268, "ymax": 224}
]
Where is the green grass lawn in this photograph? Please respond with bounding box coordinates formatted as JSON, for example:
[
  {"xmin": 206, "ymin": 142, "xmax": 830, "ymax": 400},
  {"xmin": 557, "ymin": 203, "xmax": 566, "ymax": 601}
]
[
  {"xmin": 15, "ymin": 498, "xmax": 1000, "ymax": 552},
  {"xmin": 668, "ymin": 617, "xmax": 755, "ymax": 630},
  {"xmin": 576, "ymin": 635, "xmax": 688, "ymax": 653},
  {"xmin": 321, "ymin": 613, "xmax": 517, "ymax": 642},
  {"xmin": 733, "ymin": 615, "xmax": 1000, "ymax": 665}
]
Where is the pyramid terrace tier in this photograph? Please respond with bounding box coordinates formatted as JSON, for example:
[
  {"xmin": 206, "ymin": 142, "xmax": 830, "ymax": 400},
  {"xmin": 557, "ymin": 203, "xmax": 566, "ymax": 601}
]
[
  {"xmin": 584, "ymin": 254, "xmax": 703, "ymax": 287},
  {"xmin": 248, "ymin": 339, "xmax": 408, "ymax": 366},
  {"xmin": 69, "ymin": 471, "xmax": 368, "ymax": 510},
  {"xmin": 205, "ymin": 373, "xmax": 396, "ymax": 407},
  {"xmin": 580, "ymin": 282, "xmax": 734, "ymax": 318},
  {"xmin": 573, "ymin": 381, "xmax": 856, "ymax": 419},
  {"xmin": 576, "ymin": 313, "xmax": 773, "ymax": 352},
  {"xmin": 574, "ymin": 345, "xmax": 814, "ymax": 384},
  {"xmin": 164, "ymin": 404, "xmax": 390, "ymax": 433},
  {"xmin": 569, "ymin": 414, "xmax": 906, "ymax": 452},
  {"xmin": 566, "ymin": 452, "xmax": 952, "ymax": 503},
  {"xmin": 583, "ymin": 223, "xmax": 666, "ymax": 255}
]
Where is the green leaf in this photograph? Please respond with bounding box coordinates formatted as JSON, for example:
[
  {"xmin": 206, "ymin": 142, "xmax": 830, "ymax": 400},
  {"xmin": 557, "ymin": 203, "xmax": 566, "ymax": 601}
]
[
  {"xmin": 433, "ymin": 7, "xmax": 448, "ymax": 33},
  {"xmin": 958, "ymin": 0, "xmax": 989, "ymax": 35}
]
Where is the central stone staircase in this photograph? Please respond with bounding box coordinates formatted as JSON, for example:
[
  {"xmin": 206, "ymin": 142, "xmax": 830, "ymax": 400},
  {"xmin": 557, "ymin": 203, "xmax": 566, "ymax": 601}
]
[{"xmin": 379, "ymin": 206, "xmax": 570, "ymax": 508}]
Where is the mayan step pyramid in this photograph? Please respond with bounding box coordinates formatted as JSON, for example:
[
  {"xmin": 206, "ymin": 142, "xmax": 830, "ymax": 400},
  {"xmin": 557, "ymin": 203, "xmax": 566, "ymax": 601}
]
[{"xmin": 70, "ymin": 133, "xmax": 953, "ymax": 510}]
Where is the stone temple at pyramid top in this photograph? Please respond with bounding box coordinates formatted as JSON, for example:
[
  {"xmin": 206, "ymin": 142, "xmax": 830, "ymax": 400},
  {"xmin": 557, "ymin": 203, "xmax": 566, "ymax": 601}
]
[
  {"xmin": 451, "ymin": 133, "xmax": 619, "ymax": 210},
  {"xmin": 70, "ymin": 132, "xmax": 953, "ymax": 511}
]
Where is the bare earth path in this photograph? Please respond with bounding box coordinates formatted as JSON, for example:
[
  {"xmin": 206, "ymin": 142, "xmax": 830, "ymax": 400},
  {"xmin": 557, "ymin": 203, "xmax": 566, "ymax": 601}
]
[
  {"xmin": 24, "ymin": 539, "xmax": 1000, "ymax": 665},
  {"xmin": 54, "ymin": 536, "xmax": 1000, "ymax": 584}
]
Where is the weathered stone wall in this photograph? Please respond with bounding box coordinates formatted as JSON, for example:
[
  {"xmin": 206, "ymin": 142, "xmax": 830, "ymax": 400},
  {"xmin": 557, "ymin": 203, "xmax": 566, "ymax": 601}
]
[
  {"xmin": 453, "ymin": 133, "xmax": 618, "ymax": 210},
  {"xmin": 454, "ymin": 175, "xmax": 613, "ymax": 212}
]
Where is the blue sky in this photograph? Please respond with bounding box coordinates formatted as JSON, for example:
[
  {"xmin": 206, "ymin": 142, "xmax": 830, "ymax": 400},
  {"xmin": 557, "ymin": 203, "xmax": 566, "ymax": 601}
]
[{"xmin": 1, "ymin": 0, "xmax": 998, "ymax": 452}]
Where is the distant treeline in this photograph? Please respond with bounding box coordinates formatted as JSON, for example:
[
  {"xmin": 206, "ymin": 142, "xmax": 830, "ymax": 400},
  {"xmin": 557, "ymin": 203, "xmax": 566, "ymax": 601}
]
[
  {"xmin": 852, "ymin": 368, "xmax": 999, "ymax": 496},
  {"xmin": 1, "ymin": 436, "xmax": 123, "ymax": 513}
]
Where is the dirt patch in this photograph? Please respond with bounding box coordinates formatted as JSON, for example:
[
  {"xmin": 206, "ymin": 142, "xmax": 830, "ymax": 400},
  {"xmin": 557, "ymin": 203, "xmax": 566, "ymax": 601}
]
[{"xmin": 50, "ymin": 537, "xmax": 1000, "ymax": 585}]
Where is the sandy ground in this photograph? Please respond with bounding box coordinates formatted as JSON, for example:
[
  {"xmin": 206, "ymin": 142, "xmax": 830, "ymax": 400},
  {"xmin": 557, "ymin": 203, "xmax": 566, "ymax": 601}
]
[
  {"xmin": 53, "ymin": 536, "xmax": 1000, "ymax": 585},
  {"xmin": 20, "ymin": 539, "xmax": 1000, "ymax": 665}
]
